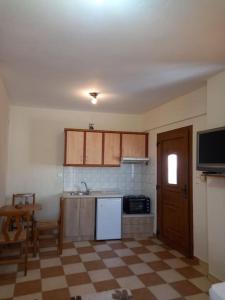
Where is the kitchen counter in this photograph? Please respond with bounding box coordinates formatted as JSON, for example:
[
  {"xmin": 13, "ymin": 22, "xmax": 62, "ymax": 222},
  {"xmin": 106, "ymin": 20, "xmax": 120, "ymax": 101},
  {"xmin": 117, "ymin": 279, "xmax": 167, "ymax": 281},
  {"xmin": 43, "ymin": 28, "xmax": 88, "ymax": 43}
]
[{"xmin": 62, "ymin": 191, "xmax": 123, "ymax": 199}]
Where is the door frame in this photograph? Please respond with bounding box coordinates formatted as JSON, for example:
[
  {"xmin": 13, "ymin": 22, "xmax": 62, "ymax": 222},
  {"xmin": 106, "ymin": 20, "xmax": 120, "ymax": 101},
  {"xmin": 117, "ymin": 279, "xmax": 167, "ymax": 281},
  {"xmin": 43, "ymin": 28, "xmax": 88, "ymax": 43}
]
[{"xmin": 156, "ymin": 125, "xmax": 193, "ymax": 257}]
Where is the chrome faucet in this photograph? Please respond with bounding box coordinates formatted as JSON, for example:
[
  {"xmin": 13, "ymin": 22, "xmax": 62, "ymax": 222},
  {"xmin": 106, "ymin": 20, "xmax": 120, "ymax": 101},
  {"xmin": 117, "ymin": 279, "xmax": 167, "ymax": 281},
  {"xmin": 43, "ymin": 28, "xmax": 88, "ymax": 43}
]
[{"xmin": 81, "ymin": 181, "xmax": 90, "ymax": 194}]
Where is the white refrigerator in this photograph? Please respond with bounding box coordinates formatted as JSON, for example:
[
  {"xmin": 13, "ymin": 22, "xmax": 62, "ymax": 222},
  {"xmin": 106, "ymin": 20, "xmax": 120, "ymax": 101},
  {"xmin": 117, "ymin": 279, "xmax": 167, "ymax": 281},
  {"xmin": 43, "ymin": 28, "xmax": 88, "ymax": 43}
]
[{"xmin": 96, "ymin": 197, "xmax": 122, "ymax": 240}]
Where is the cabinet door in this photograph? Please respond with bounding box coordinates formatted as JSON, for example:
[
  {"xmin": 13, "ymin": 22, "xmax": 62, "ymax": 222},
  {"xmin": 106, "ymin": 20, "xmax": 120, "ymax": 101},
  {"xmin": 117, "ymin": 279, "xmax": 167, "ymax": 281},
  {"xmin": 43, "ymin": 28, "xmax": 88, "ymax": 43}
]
[
  {"xmin": 104, "ymin": 133, "xmax": 121, "ymax": 166},
  {"xmin": 64, "ymin": 198, "xmax": 80, "ymax": 239},
  {"xmin": 122, "ymin": 133, "xmax": 147, "ymax": 157},
  {"xmin": 85, "ymin": 132, "xmax": 103, "ymax": 165},
  {"xmin": 65, "ymin": 131, "xmax": 84, "ymax": 165},
  {"xmin": 79, "ymin": 197, "xmax": 95, "ymax": 239}
]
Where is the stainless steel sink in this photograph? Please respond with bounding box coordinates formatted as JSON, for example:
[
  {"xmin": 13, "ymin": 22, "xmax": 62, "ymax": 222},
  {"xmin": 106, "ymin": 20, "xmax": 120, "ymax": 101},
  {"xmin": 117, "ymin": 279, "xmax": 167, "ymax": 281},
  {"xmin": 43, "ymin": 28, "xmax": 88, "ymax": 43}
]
[{"xmin": 69, "ymin": 191, "xmax": 90, "ymax": 196}]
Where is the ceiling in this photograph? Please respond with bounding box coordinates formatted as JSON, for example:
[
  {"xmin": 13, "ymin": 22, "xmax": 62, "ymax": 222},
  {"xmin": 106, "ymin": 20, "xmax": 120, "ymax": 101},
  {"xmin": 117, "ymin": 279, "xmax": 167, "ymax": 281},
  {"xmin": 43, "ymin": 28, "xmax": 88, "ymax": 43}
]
[{"xmin": 0, "ymin": 0, "xmax": 225, "ymax": 114}]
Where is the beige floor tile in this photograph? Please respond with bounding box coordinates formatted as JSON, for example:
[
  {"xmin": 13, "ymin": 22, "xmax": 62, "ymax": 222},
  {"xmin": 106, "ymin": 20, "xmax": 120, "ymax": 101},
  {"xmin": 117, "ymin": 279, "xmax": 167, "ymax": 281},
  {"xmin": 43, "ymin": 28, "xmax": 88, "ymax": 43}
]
[
  {"xmin": 63, "ymin": 262, "xmax": 86, "ymax": 275},
  {"xmin": 61, "ymin": 248, "xmax": 78, "ymax": 256},
  {"xmin": 185, "ymin": 293, "xmax": 209, "ymax": 300},
  {"xmin": 114, "ymin": 248, "xmax": 134, "ymax": 257},
  {"xmin": 146, "ymin": 245, "xmax": 165, "ymax": 253},
  {"xmin": 74, "ymin": 241, "xmax": 92, "ymax": 248},
  {"xmin": 193, "ymin": 264, "xmax": 209, "ymax": 276},
  {"xmin": 88, "ymin": 269, "xmax": 113, "ymax": 282},
  {"xmin": 42, "ymin": 275, "xmax": 67, "ymax": 291},
  {"xmin": 189, "ymin": 276, "xmax": 212, "ymax": 292},
  {"xmin": 94, "ymin": 244, "xmax": 112, "ymax": 252},
  {"xmin": 14, "ymin": 292, "xmax": 42, "ymax": 300},
  {"xmin": 164, "ymin": 258, "xmax": 188, "ymax": 269},
  {"xmin": 40, "ymin": 257, "xmax": 61, "ymax": 268},
  {"xmin": 149, "ymin": 283, "xmax": 181, "ymax": 300},
  {"xmin": 169, "ymin": 249, "xmax": 184, "ymax": 258},
  {"xmin": 0, "ymin": 264, "xmax": 17, "ymax": 274},
  {"xmin": 138, "ymin": 253, "xmax": 160, "ymax": 263},
  {"xmin": 0, "ymin": 284, "xmax": 14, "ymax": 298},
  {"xmin": 69, "ymin": 283, "xmax": 96, "ymax": 296},
  {"xmin": 117, "ymin": 275, "xmax": 145, "ymax": 290},
  {"xmin": 124, "ymin": 241, "xmax": 142, "ymax": 248},
  {"xmin": 80, "ymin": 253, "xmax": 100, "ymax": 262},
  {"xmin": 151, "ymin": 238, "xmax": 163, "ymax": 245},
  {"xmin": 129, "ymin": 263, "xmax": 153, "ymax": 275},
  {"xmin": 157, "ymin": 269, "xmax": 185, "ymax": 283},
  {"xmin": 103, "ymin": 257, "xmax": 125, "ymax": 268},
  {"xmin": 16, "ymin": 269, "xmax": 41, "ymax": 283}
]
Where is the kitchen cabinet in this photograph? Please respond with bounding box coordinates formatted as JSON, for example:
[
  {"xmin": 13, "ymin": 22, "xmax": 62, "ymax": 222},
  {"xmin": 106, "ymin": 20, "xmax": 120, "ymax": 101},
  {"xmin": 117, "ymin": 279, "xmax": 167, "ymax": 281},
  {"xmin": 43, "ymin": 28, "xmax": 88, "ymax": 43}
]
[
  {"xmin": 123, "ymin": 215, "xmax": 154, "ymax": 238},
  {"xmin": 64, "ymin": 197, "xmax": 95, "ymax": 241},
  {"xmin": 103, "ymin": 132, "xmax": 121, "ymax": 166},
  {"xmin": 85, "ymin": 132, "xmax": 103, "ymax": 165},
  {"xmin": 65, "ymin": 131, "xmax": 84, "ymax": 165},
  {"xmin": 122, "ymin": 133, "xmax": 147, "ymax": 158}
]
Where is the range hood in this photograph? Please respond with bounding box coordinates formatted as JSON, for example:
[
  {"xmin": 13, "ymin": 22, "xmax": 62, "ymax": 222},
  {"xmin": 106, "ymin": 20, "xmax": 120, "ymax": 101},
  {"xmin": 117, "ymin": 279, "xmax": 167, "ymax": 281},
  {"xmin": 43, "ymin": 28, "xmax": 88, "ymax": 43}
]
[{"xmin": 121, "ymin": 157, "xmax": 150, "ymax": 164}]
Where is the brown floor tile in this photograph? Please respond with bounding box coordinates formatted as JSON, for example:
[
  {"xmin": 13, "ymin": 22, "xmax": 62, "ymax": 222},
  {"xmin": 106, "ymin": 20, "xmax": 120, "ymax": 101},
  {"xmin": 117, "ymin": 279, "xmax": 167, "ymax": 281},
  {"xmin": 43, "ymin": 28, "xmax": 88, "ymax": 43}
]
[
  {"xmin": 39, "ymin": 250, "xmax": 58, "ymax": 259},
  {"xmin": 132, "ymin": 288, "xmax": 157, "ymax": 300},
  {"xmin": 132, "ymin": 247, "xmax": 149, "ymax": 254},
  {"xmin": 181, "ymin": 257, "xmax": 199, "ymax": 265},
  {"xmin": 109, "ymin": 266, "xmax": 133, "ymax": 278},
  {"xmin": 109, "ymin": 242, "xmax": 127, "ymax": 250},
  {"xmin": 63, "ymin": 242, "xmax": 74, "ymax": 249},
  {"xmin": 90, "ymin": 240, "xmax": 106, "ymax": 245},
  {"xmin": 61, "ymin": 255, "xmax": 81, "ymax": 265},
  {"xmin": 122, "ymin": 255, "xmax": 142, "ymax": 265},
  {"xmin": 0, "ymin": 273, "xmax": 16, "ymax": 285},
  {"xmin": 84, "ymin": 260, "xmax": 106, "ymax": 271},
  {"xmin": 138, "ymin": 272, "xmax": 165, "ymax": 287},
  {"xmin": 139, "ymin": 239, "xmax": 155, "ymax": 246},
  {"xmin": 42, "ymin": 288, "xmax": 70, "ymax": 300},
  {"xmin": 177, "ymin": 266, "xmax": 203, "ymax": 279},
  {"xmin": 39, "ymin": 240, "xmax": 57, "ymax": 248},
  {"xmin": 148, "ymin": 261, "xmax": 171, "ymax": 271},
  {"xmin": 14, "ymin": 279, "xmax": 41, "ymax": 297},
  {"xmin": 66, "ymin": 272, "xmax": 91, "ymax": 286},
  {"xmin": 41, "ymin": 266, "xmax": 64, "ymax": 278},
  {"xmin": 98, "ymin": 251, "xmax": 118, "ymax": 259},
  {"xmin": 77, "ymin": 246, "xmax": 95, "ymax": 254},
  {"xmin": 94, "ymin": 279, "xmax": 120, "ymax": 292},
  {"xmin": 155, "ymin": 251, "xmax": 176, "ymax": 260},
  {"xmin": 18, "ymin": 259, "xmax": 40, "ymax": 271},
  {"xmin": 172, "ymin": 280, "xmax": 202, "ymax": 296}
]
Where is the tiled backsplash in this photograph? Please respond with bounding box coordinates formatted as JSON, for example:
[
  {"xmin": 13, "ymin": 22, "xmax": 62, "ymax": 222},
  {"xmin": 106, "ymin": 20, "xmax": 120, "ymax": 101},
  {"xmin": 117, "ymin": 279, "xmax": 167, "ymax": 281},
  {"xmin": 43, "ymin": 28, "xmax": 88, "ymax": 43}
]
[{"xmin": 63, "ymin": 164, "xmax": 150, "ymax": 196}]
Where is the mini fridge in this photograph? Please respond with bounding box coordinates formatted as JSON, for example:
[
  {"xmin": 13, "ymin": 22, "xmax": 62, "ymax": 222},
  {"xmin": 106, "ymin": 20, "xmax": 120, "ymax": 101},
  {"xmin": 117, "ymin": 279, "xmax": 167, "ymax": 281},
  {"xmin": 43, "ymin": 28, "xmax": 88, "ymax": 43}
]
[{"xmin": 95, "ymin": 197, "xmax": 122, "ymax": 240}]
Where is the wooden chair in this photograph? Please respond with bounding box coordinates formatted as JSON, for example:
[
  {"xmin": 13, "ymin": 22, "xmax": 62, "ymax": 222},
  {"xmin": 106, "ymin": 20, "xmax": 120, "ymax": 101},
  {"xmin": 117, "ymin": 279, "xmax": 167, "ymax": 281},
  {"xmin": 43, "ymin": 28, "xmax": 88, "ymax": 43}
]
[
  {"xmin": 0, "ymin": 208, "xmax": 30, "ymax": 275},
  {"xmin": 34, "ymin": 198, "xmax": 64, "ymax": 256},
  {"xmin": 12, "ymin": 193, "xmax": 36, "ymax": 240}
]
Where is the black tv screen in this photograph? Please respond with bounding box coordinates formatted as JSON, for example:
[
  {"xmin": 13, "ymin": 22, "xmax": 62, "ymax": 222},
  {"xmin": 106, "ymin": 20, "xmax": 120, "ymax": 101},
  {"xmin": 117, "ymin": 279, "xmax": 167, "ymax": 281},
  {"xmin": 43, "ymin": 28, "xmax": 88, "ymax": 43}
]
[{"xmin": 197, "ymin": 127, "xmax": 225, "ymax": 173}]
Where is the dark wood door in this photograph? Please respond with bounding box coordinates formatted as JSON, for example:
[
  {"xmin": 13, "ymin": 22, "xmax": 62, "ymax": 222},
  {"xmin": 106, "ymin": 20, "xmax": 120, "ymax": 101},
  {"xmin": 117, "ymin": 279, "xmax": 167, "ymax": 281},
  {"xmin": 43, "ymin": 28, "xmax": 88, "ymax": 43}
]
[{"xmin": 157, "ymin": 126, "xmax": 193, "ymax": 257}]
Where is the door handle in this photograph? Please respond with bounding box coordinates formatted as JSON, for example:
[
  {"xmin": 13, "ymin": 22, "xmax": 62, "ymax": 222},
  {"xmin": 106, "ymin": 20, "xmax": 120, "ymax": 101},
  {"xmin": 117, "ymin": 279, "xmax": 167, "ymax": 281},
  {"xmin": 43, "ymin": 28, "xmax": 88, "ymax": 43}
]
[{"xmin": 182, "ymin": 184, "xmax": 188, "ymax": 198}]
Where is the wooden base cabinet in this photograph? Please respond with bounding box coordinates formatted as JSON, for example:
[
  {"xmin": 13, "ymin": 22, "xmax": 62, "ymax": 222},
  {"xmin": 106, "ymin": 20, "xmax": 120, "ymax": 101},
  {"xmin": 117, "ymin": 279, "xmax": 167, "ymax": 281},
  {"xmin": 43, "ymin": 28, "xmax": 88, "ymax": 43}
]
[
  {"xmin": 64, "ymin": 197, "xmax": 95, "ymax": 241},
  {"xmin": 122, "ymin": 214, "xmax": 154, "ymax": 238}
]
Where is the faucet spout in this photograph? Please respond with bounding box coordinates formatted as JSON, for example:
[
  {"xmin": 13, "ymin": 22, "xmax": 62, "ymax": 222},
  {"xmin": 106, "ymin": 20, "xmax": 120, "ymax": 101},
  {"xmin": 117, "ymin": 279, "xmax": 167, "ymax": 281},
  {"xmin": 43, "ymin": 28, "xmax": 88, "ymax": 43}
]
[{"xmin": 81, "ymin": 181, "xmax": 90, "ymax": 194}]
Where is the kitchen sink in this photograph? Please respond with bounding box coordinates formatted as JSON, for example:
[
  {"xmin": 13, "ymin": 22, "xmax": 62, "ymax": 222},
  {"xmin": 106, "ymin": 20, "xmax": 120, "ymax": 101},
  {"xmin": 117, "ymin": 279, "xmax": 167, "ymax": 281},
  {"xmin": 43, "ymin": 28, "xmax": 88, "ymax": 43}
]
[{"xmin": 69, "ymin": 191, "xmax": 90, "ymax": 196}]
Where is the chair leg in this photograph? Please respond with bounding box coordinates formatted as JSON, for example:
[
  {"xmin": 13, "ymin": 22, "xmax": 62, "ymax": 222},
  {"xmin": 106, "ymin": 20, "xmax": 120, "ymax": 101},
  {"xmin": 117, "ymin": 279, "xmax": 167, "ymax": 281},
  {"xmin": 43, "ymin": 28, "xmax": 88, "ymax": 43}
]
[
  {"xmin": 58, "ymin": 230, "xmax": 63, "ymax": 256},
  {"xmin": 24, "ymin": 242, "xmax": 28, "ymax": 276}
]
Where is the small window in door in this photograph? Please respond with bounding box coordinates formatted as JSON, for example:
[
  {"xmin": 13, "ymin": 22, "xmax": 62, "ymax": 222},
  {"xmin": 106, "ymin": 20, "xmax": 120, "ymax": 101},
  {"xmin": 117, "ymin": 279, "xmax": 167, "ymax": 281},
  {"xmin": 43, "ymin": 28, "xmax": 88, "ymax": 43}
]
[{"xmin": 168, "ymin": 154, "xmax": 178, "ymax": 185}]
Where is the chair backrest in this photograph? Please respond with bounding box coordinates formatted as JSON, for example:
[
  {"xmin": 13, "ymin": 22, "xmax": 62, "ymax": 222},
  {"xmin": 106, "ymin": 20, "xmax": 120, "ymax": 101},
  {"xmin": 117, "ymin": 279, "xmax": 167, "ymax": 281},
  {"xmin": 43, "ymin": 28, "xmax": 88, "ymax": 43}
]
[
  {"xmin": 12, "ymin": 193, "xmax": 35, "ymax": 206},
  {"xmin": 0, "ymin": 208, "xmax": 30, "ymax": 242}
]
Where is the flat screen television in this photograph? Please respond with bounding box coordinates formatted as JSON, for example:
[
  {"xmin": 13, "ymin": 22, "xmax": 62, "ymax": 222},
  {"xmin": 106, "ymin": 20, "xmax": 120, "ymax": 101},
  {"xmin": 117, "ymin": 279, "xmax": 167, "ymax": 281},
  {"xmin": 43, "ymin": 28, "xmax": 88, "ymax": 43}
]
[{"xmin": 197, "ymin": 126, "xmax": 225, "ymax": 173}]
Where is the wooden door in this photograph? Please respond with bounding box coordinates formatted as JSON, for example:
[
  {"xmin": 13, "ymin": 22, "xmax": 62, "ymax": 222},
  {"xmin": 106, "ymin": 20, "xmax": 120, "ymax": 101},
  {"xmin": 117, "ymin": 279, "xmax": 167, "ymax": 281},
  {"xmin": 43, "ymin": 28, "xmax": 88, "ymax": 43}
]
[
  {"xmin": 65, "ymin": 131, "xmax": 84, "ymax": 165},
  {"xmin": 85, "ymin": 132, "xmax": 103, "ymax": 165},
  {"xmin": 64, "ymin": 198, "xmax": 80, "ymax": 239},
  {"xmin": 122, "ymin": 134, "xmax": 147, "ymax": 157},
  {"xmin": 157, "ymin": 126, "xmax": 193, "ymax": 257},
  {"xmin": 79, "ymin": 197, "xmax": 95, "ymax": 239},
  {"xmin": 103, "ymin": 133, "xmax": 121, "ymax": 166}
]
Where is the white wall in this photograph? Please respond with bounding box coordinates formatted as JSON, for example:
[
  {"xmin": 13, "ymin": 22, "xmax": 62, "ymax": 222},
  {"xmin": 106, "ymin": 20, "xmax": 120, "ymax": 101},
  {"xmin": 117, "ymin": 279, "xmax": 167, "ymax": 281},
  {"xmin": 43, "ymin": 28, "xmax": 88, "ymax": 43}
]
[
  {"xmin": 206, "ymin": 71, "xmax": 225, "ymax": 280},
  {"xmin": 142, "ymin": 87, "xmax": 208, "ymax": 262},
  {"xmin": 0, "ymin": 78, "xmax": 9, "ymax": 206},
  {"xmin": 6, "ymin": 106, "xmax": 142, "ymax": 218}
]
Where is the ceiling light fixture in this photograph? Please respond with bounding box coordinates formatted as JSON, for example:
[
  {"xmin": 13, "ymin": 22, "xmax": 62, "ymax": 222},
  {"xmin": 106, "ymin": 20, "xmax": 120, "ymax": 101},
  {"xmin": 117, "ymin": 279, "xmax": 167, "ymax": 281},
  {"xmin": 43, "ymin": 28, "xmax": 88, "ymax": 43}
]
[{"xmin": 89, "ymin": 92, "xmax": 99, "ymax": 105}]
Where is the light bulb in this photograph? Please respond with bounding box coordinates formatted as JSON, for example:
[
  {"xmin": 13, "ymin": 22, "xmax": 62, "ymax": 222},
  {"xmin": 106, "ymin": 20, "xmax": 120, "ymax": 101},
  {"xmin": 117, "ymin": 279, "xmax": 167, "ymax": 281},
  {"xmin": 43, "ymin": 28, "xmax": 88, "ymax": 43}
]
[{"xmin": 91, "ymin": 98, "xmax": 97, "ymax": 105}]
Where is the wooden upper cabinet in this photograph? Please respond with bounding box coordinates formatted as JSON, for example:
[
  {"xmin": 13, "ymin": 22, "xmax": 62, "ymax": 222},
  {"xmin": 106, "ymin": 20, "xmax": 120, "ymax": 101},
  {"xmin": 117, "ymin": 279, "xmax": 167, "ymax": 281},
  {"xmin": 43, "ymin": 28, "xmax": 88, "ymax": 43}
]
[
  {"xmin": 65, "ymin": 131, "xmax": 84, "ymax": 165},
  {"xmin": 122, "ymin": 133, "xmax": 148, "ymax": 158},
  {"xmin": 85, "ymin": 132, "xmax": 103, "ymax": 165},
  {"xmin": 103, "ymin": 133, "xmax": 121, "ymax": 166}
]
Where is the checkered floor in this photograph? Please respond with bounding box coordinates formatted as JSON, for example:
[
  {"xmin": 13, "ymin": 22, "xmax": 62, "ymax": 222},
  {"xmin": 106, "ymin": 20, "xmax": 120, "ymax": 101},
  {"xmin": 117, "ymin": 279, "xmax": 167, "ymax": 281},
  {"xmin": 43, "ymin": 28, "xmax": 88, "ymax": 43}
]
[{"xmin": 0, "ymin": 237, "xmax": 216, "ymax": 300}]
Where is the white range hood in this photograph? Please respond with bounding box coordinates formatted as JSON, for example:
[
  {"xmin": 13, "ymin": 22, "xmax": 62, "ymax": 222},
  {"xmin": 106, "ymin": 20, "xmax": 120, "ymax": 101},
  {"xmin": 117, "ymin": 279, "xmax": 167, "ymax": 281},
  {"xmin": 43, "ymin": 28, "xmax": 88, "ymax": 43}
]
[{"xmin": 121, "ymin": 157, "xmax": 150, "ymax": 164}]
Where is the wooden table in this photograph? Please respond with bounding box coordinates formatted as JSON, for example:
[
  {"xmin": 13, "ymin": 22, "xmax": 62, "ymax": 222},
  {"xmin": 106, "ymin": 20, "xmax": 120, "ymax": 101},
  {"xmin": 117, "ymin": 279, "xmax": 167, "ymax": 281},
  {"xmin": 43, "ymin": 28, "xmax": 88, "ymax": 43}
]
[{"xmin": 0, "ymin": 204, "xmax": 42, "ymax": 213}]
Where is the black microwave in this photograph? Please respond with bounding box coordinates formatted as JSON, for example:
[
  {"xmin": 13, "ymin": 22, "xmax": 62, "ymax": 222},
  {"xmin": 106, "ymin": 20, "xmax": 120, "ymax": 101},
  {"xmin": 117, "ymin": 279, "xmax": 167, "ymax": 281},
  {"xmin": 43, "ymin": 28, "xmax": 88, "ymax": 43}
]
[{"xmin": 123, "ymin": 195, "xmax": 151, "ymax": 214}]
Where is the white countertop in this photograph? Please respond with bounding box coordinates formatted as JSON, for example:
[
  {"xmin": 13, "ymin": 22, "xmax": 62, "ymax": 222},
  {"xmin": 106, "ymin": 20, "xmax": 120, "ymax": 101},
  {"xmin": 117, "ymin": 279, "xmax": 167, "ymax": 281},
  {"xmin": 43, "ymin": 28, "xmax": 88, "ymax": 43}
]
[{"xmin": 62, "ymin": 191, "xmax": 123, "ymax": 199}]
